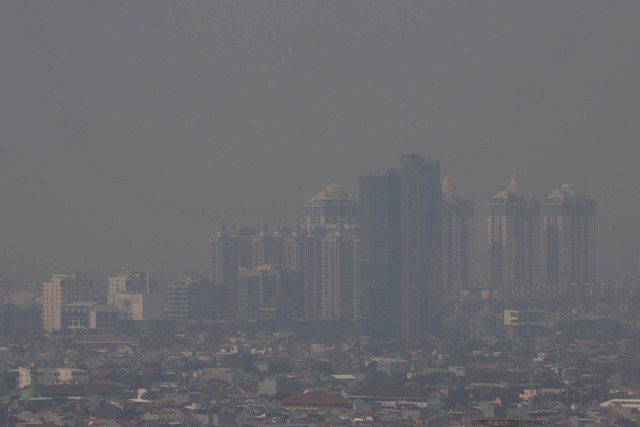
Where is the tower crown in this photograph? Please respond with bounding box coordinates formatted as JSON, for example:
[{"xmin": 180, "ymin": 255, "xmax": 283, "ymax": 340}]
[
  {"xmin": 506, "ymin": 174, "xmax": 520, "ymax": 195},
  {"xmin": 442, "ymin": 174, "xmax": 452, "ymax": 195},
  {"xmin": 309, "ymin": 182, "xmax": 354, "ymax": 201}
]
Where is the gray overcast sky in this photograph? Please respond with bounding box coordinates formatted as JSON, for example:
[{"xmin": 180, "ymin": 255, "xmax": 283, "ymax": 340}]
[{"xmin": 1, "ymin": 1, "xmax": 640, "ymax": 285}]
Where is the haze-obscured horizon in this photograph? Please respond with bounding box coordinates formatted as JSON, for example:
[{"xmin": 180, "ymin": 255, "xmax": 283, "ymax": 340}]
[{"xmin": 1, "ymin": 1, "xmax": 639, "ymax": 286}]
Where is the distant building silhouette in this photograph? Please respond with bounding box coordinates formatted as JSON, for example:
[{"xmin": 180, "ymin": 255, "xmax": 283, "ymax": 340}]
[
  {"xmin": 236, "ymin": 266, "xmax": 302, "ymax": 320},
  {"xmin": 441, "ymin": 175, "xmax": 475, "ymax": 289},
  {"xmin": 487, "ymin": 176, "xmax": 541, "ymax": 287},
  {"xmin": 543, "ymin": 183, "xmax": 596, "ymax": 286},
  {"xmin": 107, "ymin": 271, "xmax": 158, "ymax": 302},
  {"xmin": 210, "ymin": 184, "xmax": 361, "ymax": 322},
  {"xmin": 165, "ymin": 277, "xmax": 228, "ymax": 320}
]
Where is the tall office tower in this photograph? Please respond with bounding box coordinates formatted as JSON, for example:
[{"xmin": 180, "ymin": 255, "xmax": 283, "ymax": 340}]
[
  {"xmin": 543, "ymin": 183, "xmax": 596, "ymax": 285},
  {"xmin": 388, "ymin": 155, "xmax": 442, "ymax": 341},
  {"xmin": 42, "ymin": 274, "xmax": 93, "ymax": 332},
  {"xmin": 487, "ymin": 176, "xmax": 541, "ymax": 287},
  {"xmin": 107, "ymin": 271, "xmax": 158, "ymax": 303},
  {"xmin": 359, "ymin": 173, "xmax": 401, "ymax": 338},
  {"xmin": 442, "ymin": 175, "xmax": 475, "ymax": 289},
  {"xmin": 303, "ymin": 184, "xmax": 360, "ymax": 321}
]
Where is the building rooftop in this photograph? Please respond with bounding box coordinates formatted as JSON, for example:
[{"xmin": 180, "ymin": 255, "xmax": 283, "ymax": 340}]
[
  {"xmin": 279, "ymin": 394, "xmax": 349, "ymax": 407},
  {"xmin": 488, "ymin": 175, "xmax": 538, "ymax": 204},
  {"xmin": 350, "ymin": 385, "xmax": 441, "ymax": 399}
]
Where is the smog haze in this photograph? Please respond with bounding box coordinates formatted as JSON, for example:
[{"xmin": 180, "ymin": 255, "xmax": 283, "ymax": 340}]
[{"xmin": 1, "ymin": 1, "xmax": 639, "ymax": 284}]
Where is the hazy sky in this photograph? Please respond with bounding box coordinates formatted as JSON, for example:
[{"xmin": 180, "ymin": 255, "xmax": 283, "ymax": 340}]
[{"xmin": 1, "ymin": 1, "xmax": 640, "ymax": 285}]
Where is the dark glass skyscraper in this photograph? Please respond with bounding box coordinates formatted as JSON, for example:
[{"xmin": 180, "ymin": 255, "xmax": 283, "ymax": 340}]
[
  {"xmin": 389, "ymin": 155, "xmax": 442, "ymax": 341},
  {"xmin": 360, "ymin": 155, "xmax": 442, "ymax": 341},
  {"xmin": 359, "ymin": 173, "xmax": 401, "ymax": 338}
]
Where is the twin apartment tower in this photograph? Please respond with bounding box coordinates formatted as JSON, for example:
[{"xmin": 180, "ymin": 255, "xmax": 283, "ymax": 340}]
[{"xmin": 212, "ymin": 155, "xmax": 596, "ymax": 342}]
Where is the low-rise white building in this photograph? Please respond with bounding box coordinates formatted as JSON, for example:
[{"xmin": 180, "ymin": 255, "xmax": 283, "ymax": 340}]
[
  {"xmin": 111, "ymin": 292, "xmax": 164, "ymax": 321},
  {"xmin": 60, "ymin": 302, "xmax": 121, "ymax": 329}
]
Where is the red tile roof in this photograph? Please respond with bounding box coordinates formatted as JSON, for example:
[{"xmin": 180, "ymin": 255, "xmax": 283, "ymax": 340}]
[
  {"xmin": 82, "ymin": 335, "xmax": 138, "ymax": 344},
  {"xmin": 350, "ymin": 386, "xmax": 440, "ymax": 399},
  {"xmin": 40, "ymin": 383, "xmax": 124, "ymax": 396}
]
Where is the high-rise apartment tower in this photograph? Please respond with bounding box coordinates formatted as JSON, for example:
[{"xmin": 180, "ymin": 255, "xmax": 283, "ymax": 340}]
[
  {"xmin": 441, "ymin": 175, "xmax": 474, "ymax": 289},
  {"xmin": 543, "ymin": 183, "xmax": 596, "ymax": 286},
  {"xmin": 303, "ymin": 184, "xmax": 360, "ymax": 321},
  {"xmin": 487, "ymin": 176, "xmax": 541, "ymax": 287}
]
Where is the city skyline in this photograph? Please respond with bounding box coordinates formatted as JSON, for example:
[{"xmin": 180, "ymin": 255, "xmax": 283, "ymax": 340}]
[
  {"xmin": 4, "ymin": 2, "xmax": 640, "ymax": 424},
  {"xmin": 20, "ymin": 168, "xmax": 603, "ymax": 291},
  {"xmin": 38, "ymin": 161, "xmax": 602, "ymax": 339}
]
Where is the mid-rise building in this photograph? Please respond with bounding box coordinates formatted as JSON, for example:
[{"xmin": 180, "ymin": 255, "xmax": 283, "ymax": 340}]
[
  {"xmin": 235, "ymin": 266, "xmax": 304, "ymax": 320},
  {"xmin": 0, "ymin": 303, "xmax": 41, "ymax": 333},
  {"xmin": 41, "ymin": 274, "xmax": 93, "ymax": 332},
  {"xmin": 543, "ymin": 183, "xmax": 596, "ymax": 286},
  {"xmin": 111, "ymin": 292, "xmax": 164, "ymax": 321},
  {"xmin": 503, "ymin": 309, "xmax": 546, "ymax": 341},
  {"xmin": 487, "ymin": 176, "xmax": 541, "ymax": 287},
  {"xmin": 107, "ymin": 271, "xmax": 158, "ymax": 304},
  {"xmin": 165, "ymin": 277, "xmax": 228, "ymax": 321},
  {"xmin": 442, "ymin": 175, "xmax": 475, "ymax": 289},
  {"xmin": 60, "ymin": 302, "xmax": 121, "ymax": 329},
  {"xmin": 236, "ymin": 266, "xmax": 279, "ymax": 320}
]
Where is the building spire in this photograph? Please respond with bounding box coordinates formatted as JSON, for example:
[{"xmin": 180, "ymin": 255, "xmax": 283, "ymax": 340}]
[
  {"xmin": 259, "ymin": 219, "xmax": 269, "ymax": 235},
  {"xmin": 506, "ymin": 174, "xmax": 520, "ymax": 195},
  {"xmin": 218, "ymin": 220, "xmax": 228, "ymax": 236},
  {"xmin": 442, "ymin": 174, "xmax": 452, "ymax": 195}
]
